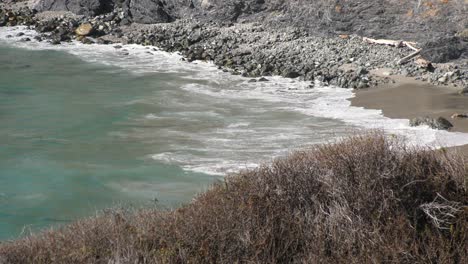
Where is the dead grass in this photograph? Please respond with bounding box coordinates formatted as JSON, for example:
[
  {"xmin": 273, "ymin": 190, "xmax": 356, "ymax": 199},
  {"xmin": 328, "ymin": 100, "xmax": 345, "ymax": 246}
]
[{"xmin": 1, "ymin": 133, "xmax": 467, "ymax": 263}]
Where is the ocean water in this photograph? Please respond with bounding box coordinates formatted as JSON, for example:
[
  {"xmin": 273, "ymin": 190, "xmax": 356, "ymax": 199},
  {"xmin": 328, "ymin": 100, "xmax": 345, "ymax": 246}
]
[{"xmin": 1, "ymin": 26, "xmax": 468, "ymax": 240}]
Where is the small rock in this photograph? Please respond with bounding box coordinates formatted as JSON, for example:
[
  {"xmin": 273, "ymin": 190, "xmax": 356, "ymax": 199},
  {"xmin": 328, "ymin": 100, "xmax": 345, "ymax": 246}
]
[
  {"xmin": 120, "ymin": 18, "xmax": 131, "ymax": 26},
  {"xmin": 356, "ymin": 67, "xmax": 369, "ymax": 75},
  {"xmin": 357, "ymin": 81, "xmax": 369, "ymax": 89},
  {"xmin": 338, "ymin": 34, "xmax": 349, "ymax": 39},
  {"xmin": 258, "ymin": 77, "xmax": 269, "ymax": 82},
  {"xmin": 96, "ymin": 38, "xmax": 110, "ymax": 44},
  {"xmin": 282, "ymin": 70, "xmax": 300, "ymax": 78},
  {"xmin": 438, "ymin": 76, "xmax": 447, "ymax": 83},
  {"xmin": 80, "ymin": 37, "xmax": 94, "ymax": 44},
  {"xmin": 248, "ymin": 79, "xmax": 257, "ymax": 83},
  {"xmin": 50, "ymin": 39, "xmax": 61, "ymax": 45},
  {"xmin": 459, "ymin": 87, "xmax": 468, "ymax": 95}
]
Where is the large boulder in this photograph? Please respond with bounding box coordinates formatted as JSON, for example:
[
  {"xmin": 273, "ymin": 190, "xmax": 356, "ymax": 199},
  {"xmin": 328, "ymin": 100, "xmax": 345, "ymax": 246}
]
[
  {"xmin": 33, "ymin": 0, "xmax": 115, "ymax": 16},
  {"xmin": 75, "ymin": 23, "xmax": 94, "ymax": 36},
  {"xmin": 409, "ymin": 117, "xmax": 453, "ymax": 131}
]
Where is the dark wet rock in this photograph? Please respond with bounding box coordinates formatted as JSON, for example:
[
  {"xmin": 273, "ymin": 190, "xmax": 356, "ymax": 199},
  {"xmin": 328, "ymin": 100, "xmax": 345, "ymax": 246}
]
[
  {"xmin": 50, "ymin": 38, "xmax": 61, "ymax": 45},
  {"xmin": 356, "ymin": 81, "xmax": 369, "ymax": 89},
  {"xmin": 356, "ymin": 67, "xmax": 369, "ymax": 76},
  {"xmin": 16, "ymin": 32, "xmax": 24, "ymax": 37},
  {"xmin": 409, "ymin": 117, "xmax": 453, "ymax": 130},
  {"xmin": 248, "ymin": 79, "xmax": 257, "ymax": 83},
  {"xmin": 80, "ymin": 37, "xmax": 95, "ymax": 44},
  {"xmin": 96, "ymin": 38, "xmax": 110, "ymax": 44},
  {"xmin": 20, "ymin": 37, "xmax": 31, "ymax": 42},
  {"xmin": 258, "ymin": 77, "xmax": 269, "ymax": 82},
  {"xmin": 282, "ymin": 69, "xmax": 300, "ymax": 79},
  {"xmin": 451, "ymin": 113, "xmax": 468, "ymax": 119}
]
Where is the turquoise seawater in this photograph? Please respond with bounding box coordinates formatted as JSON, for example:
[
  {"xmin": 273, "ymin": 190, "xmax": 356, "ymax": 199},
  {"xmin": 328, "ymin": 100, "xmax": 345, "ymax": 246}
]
[{"xmin": 0, "ymin": 45, "xmax": 218, "ymax": 240}]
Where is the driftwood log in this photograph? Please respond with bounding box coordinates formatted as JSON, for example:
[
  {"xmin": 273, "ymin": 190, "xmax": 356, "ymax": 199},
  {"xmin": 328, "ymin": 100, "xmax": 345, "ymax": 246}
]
[{"xmin": 362, "ymin": 37, "xmax": 425, "ymax": 65}]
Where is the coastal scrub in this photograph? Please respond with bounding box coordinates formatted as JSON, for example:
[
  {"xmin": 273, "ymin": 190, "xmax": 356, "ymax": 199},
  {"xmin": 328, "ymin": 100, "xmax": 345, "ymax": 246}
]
[{"xmin": 1, "ymin": 134, "xmax": 467, "ymax": 263}]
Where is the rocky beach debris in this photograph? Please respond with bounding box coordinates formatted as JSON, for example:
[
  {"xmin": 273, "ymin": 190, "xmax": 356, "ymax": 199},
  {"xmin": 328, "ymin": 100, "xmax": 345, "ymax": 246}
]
[{"xmin": 0, "ymin": 0, "xmax": 467, "ymax": 90}]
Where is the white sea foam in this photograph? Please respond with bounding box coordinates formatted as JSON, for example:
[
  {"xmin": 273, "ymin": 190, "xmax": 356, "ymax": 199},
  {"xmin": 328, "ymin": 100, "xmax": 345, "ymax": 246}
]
[
  {"xmin": 3, "ymin": 26, "xmax": 468, "ymax": 176},
  {"xmin": 227, "ymin": 122, "xmax": 251, "ymax": 128},
  {"xmin": 144, "ymin": 113, "xmax": 160, "ymax": 120}
]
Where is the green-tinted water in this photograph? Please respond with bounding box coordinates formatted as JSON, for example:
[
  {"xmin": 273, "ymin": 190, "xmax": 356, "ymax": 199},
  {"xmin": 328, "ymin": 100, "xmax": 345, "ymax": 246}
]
[{"xmin": 0, "ymin": 45, "xmax": 217, "ymax": 240}]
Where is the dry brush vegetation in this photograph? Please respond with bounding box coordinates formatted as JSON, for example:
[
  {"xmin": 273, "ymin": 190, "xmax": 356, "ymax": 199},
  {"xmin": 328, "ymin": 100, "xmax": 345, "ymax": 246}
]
[{"xmin": 0, "ymin": 134, "xmax": 467, "ymax": 263}]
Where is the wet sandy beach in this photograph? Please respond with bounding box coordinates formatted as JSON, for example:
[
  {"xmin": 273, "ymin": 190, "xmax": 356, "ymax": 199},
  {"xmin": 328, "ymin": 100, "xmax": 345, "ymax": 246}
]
[{"xmin": 352, "ymin": 75, "xmax": 468, "ymax": 157}]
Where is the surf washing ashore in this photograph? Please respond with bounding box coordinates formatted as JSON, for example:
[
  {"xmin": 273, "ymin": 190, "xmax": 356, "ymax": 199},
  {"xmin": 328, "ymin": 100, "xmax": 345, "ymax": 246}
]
[{"xmin": 0, "ymin": 0, "xmax": 468, "ymax": 262}]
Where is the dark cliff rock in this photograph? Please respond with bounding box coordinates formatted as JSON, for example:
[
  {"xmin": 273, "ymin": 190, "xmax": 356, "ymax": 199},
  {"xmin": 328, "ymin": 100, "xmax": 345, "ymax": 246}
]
[
  {"xmin": 33, "ymin": 0, "xmax": 116, "ymax": 16},
  {"xmin": 125, "ymin": 0, "xmax": 174, "ymax": 24},
  {"xmin": 421, "ymin": 36, "xmax": 467, "ymax": 63},
  {"xmin": 28, "ymin": 0, "xmax": 468, "ymax": 62}
]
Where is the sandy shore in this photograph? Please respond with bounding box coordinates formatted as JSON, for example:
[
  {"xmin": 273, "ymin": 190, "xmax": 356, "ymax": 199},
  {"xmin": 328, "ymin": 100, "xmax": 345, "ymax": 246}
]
[{"xmin": 351, "ymin": 73, "xmax": 468, "ymax": 156}]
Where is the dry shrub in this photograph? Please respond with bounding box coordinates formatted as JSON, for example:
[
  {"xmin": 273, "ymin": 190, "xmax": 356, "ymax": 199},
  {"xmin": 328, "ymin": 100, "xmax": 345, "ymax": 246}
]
[{"xmin": 1, "ymin": 133, "xmax": 467, "ymax": 263}]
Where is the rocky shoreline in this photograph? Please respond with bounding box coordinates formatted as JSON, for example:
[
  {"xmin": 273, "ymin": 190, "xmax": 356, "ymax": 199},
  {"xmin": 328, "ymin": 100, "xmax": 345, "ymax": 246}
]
[{"xmin": 1, "ymin": 1, "xmax": 467, "ymax": 92}]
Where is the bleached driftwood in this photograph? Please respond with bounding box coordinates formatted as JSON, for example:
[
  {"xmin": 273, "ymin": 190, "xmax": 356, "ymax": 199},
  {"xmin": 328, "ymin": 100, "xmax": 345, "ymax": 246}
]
[
  {"xmin": 403, "ymin": 41, "xmax": 419, "ymax": 51},
  {"xmin": 397, "ymin": 49, "xmax": 421, "ymax": 65},
  {"xmin": 363, "ymin": 37, "xmax": 424, "ymax": 65},
  {"xmin": 363, "ymin": 37, "xmax": 404, "ymax": 47}
]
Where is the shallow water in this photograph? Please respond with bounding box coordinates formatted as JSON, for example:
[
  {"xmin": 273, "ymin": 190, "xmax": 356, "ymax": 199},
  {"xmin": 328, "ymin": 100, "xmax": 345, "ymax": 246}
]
[
  {"xmin": 1, "ymin": 26, "xmax": 468, "ymax": 240},
  {"xmin": 0, "ymin": 44, "xmax": 224, "ymax": 239}
]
